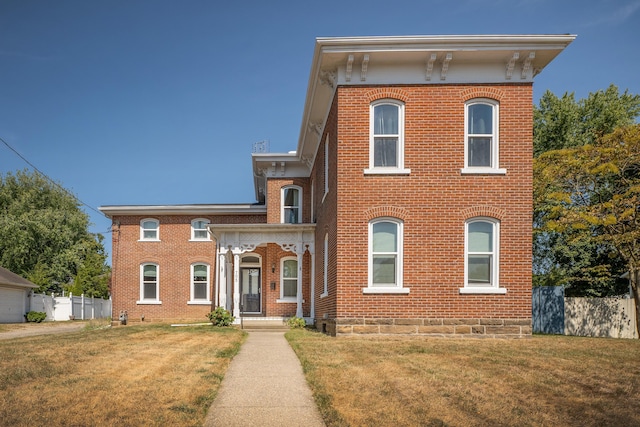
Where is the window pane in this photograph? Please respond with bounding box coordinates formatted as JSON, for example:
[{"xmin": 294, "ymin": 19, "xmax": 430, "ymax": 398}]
[
  {"xmin": 284, "ymin": 207, "xmax": 299, "ymax": 224},
  {"xmin": 283, "ymin": 279, "xmax": 297, "ymax": 297},
  {"xmin": 193, "ymin": 265, "xmax": 207, "ymax": 279},
  {"xmin": 193, "ymin": 283, "xmax": 207, "ymax": 300},
  {"xmin": 374, "ymin": 104, "xmax": 399, "ymax": 134},
  {"xmin": 284, "ymin": 188, "xmax": 299, "ymax": 206},
  {"xmin": 143, "ymin": 230, "xmax": 157, "ymax": 239},
  {"xmin": 373, "ymin": 222, "xmax": 397, "ymax": 252},
  {"xmin": 374, "ymin": 138, "xmax": 398, "ymax": 167},
  {"xmin": 194, "ymin": 229, "xmax": 208, "ymax": 239},
  {"xmin": 142, "ymin": 220, "xmax": 157, "ymax": 230},
  {"xmin": 468, "ymin": 255, "xmax": 492, "ymax": 284},
  {"xmin": 468, "ymin": 137, "xmax": 491, "ymax": 167},
  {"xmin": 468, "ymin": 104, "xmax": 493, "ymax": 134},
  {"xmin": 373, "ymin": 255, "xmax": 396, "ymax": 285},
  {"xmin": 283, "ymin": 260, "xmax": 297, "ymax": 279},
  {"xmin": 143, "ymin": 283, "xmax": 157, "ymax": 299},
  {"xmin": 469, "ymin": 222, "xmax": 493, "ymax": 252},
  {"xmin": 143, "ymin": 265, "xmax": 157, "ymax": 280}
]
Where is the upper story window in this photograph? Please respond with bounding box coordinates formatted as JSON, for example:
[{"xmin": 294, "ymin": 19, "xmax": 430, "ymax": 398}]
[
  {"xmin": 461, "ymin": 217, "xmax": 506, "ymax": 294},
  {"xmin": 189, "ymin": 263, "xmax": 210, "ymax": 303},
  {"xmin": 191, "ymin": 219, "xmax": 210, "ymax": 240},
  {"xmin": 138, "ymin": 263, "xmax": 161, "ymax": 304},
  {"xmin": 365, "ymin": 100, "xmax": 410, "ymax": 175},
  {"xmin": 282, "ymin": 186, "xmax": 302, "ymax": 224},
  {"xmin": 140, "ymin": 219, "xmax": 159, "ymax": 241},
  {"xmin": 364, "ymin": 218, "xmax": 408, "ymax": 294},
  {"xmin": 462, "ymin": 99, "xmax": 506, "ymax": 174}
]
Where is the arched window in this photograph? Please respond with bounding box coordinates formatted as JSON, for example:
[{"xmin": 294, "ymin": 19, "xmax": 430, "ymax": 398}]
[
  {"xmin": 140, "ymin": 219, "xmax": 159, "ymax": 241},
  {"xmin": 191, "ymin": 218, "xmax": 210, "ymax": 240},
  {"xmin": 368, "ymin": 218, "xmax": 404, "ymax": 290},
  {"xmin": 190, "ymin": 263, "xmax": 210, "ymax": 303},
  {"xmin": 463, "ymin": 99, "xmax": 505, "ymax": 174},
  {"xmin": 464, "ymin": 218, "xmax": 501, "ymax": 290},
  {"xmin": 282, "ymin": 186, "xmax": 302, "ymax": 224},
  {"xmin": 366, "ymin": 100, "xmax": 408, "ymax": 173},
  {"xmin": 138, "ymin": 263, "xmax": 160, "ymax": 303},
  {"xmin": 280, "ymin": 257, "xmax": 298, "ymax": 300}
]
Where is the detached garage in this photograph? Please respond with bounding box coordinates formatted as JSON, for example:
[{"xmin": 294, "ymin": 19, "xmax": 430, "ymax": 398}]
[{"xmin": 0, "ymin": 266, "xmax": 38, "ymax": 323}]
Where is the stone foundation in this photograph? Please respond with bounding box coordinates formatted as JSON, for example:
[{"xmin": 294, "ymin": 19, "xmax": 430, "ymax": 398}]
[{"xmin": 321, "ymin": 318, "xmax": 532, "ymax": 338}]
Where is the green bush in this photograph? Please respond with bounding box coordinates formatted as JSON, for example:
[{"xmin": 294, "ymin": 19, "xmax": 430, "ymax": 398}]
[
  {"xmin": 286, "ymin": 316, "xmax": 307, "ymax": 329},
  {"xmin": 25, "ymin": 311, "xmax": 47, "ymax": 323},
  {"xmin": 207, "ymin": 307, "xmax": 235, "ymax": 327}
]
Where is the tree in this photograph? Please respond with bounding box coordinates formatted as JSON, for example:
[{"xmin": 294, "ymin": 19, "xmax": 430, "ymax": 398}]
[
  {"xmin": 0, "ymin": 169, "xmax": 110, "ymax": 297},
  {"xmin": 535, "ymin": 125, "xmax": 640, "ymax": 334},
  {"xmin": 533, "ymin": 85, "xmax": 640, "ymax": 295}
]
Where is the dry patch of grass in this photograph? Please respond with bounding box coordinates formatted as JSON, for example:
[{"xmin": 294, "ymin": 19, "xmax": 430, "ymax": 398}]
[
  {"xmin": 287, "ymin": 330, "xmax": 640, "ymax": 427},
  {"xmin": 0, "ymin": 324, "xmax": 245, "ymax": 426}
]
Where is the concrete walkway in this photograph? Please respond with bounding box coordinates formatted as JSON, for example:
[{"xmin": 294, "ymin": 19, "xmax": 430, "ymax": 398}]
[{"xmin": 204, "ymin": 331, "xmax": 325, "ymax": 427}]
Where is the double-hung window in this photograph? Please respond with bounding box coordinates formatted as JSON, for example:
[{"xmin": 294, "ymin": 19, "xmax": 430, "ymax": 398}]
[
  {"xmin": 365, "ymin": 100, "xmax": 410, "ymax": 174},
  {"xmin": 461, "ymin": 218, "xmax": 505, "ymax": 294},
  {"xmin": 280, "ymin": 257, "xmax": 298, "ymax": 301},
  {"xmin": 462, "ymin": 99, "xmax": 505, "ymax": 174},
  {"xmin": 191, "ymin": 219, "xmax": 210, "ymax": 240},
  {"xmin": 138, "ymin": 263, "xmax": 161, "ymax": 304},
  {"xmin": 364, "ymin": 218, "xmax": 408, "ymax": 294},
  {"xmin": 140, "ymin": 219, "xmax": 159, "ymax": 241},
  {"xmin": 282, "ymin": 186, "xmax": 302, "ymax": 224},
  {"xmin": 189, "ymin": 263, "xmax": 210, "ymax": 303}
]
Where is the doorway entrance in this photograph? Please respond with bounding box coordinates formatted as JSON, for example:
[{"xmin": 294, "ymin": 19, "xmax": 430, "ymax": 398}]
[{"xmin": 240, "ymin": 254, "xmax": 261, "ymax": 314}]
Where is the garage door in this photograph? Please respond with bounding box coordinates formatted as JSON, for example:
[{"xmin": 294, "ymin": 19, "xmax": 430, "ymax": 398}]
[{"xmin": 0, "ymin": 287, "xmax": 26, "ymax": 323}]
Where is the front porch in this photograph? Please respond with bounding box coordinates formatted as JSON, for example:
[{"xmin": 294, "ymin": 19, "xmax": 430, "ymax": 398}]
[{"xmin": 209, "ymin": 224, "xmax": 316, "ymax": 325}]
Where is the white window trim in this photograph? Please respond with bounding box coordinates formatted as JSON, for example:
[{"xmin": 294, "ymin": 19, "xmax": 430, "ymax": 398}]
[
  {"xmin": 190, "ymin": 218, "xmax": 211, "ymax": 241},
  {"xmin": 137, "ymin": 263, "xmax": 161, "ymax": 304},
  {"xmin": 188, "ymin": 263, "xmax": 211, "ymax": 304},
  {"xmin": 139, "ymin": 218, "xmax": 160, "ymax": 242},
  {"xmin": 364, "ymin": 218, "xmax": 408, "ymax": 294},
  {"xmin": 460, "ymin": 217, "xmax": 505, "ymax": 294},
  {"xmin": 323, "ymin": 134, "xmax": 329, "ymax": 202},
  {"xmin": 365, "ymin": 100, "xmax": 410, "ymax": 175},
  {"xmin": 279, "ymin": 256, "xmax": 298, "ymax": 302},
  {"xmin": 321, "ymin": 233, "xmax": 329, "ymax": 298},
  {"xmin": 281, "ymin": 185, "xmax": 303, "ymax": 224},
  {"xmin": 461, "ymin": 99, "xmax": 505, "ymax": 175}
]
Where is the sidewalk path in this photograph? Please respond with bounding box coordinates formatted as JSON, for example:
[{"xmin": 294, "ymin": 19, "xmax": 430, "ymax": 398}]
[{"xmin": 204, "ymin": 330, "xmax": 325, "ymax": 427}]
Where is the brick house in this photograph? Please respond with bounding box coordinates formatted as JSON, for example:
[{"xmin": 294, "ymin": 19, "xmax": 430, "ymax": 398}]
[{"xmin": 100, "ymin": 34, "xmax": 575, "ymax": 337}]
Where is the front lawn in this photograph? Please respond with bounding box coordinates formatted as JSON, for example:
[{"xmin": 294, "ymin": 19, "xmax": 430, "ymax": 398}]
[
  {"xmin": 0, "ymin": 324, "xmax": 245, "ymax": 426},
  {"xmin": 287, "ymin": 330, "xmax": 640, "ymax": 427}
]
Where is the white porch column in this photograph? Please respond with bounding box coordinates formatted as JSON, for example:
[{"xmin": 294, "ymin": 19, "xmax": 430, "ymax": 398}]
[
  {"xmin": 233, "ymin": 252, "xmax": 241, "ymax": 319},
  {"xmin": 218, "ymin": 252, "xmax": 227, "ymax": 309},
  {"xmin": 308, "ymin": 244, "xmax": 316, "ymax": 321},
  {"xmin": 296, "ymin": 249, "xmax": 304, "ymax": 318}
]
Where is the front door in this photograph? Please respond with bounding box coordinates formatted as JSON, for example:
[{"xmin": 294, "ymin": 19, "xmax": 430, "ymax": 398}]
[{"xmin": 240, "ymin": 267, "xmax": 261, "ymax": 314}]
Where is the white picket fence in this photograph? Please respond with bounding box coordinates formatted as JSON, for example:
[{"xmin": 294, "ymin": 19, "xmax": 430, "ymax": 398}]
[{"xmin": 29, "ymin": 293, "xmax": 112, "ymax": 322}]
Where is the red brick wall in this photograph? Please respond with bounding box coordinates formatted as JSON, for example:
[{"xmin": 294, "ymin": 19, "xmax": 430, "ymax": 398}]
[
  {"xmin": 110, "ymin": 213, "xmax": 265, "ymax": 322},
  {"xmin": 332, "ymin": 84, "xmax": 533, "ymax": 324}
]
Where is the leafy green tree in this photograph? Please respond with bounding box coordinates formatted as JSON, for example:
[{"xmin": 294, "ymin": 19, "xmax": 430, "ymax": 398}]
[
  {"xmin": 0, "ymin": 169, "xmax": 110, "ymax": 297},
  {"xmin": 535, "ymin": 125, "xmax": 640, "ymax": 334},
  {"xmin": 533, "ymin": 86, "xmax": 640, "ymax": 295}
]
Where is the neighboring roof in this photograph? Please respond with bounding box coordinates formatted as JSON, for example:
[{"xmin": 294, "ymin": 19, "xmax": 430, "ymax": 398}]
[
  {"xmin": 252, "ymin": 34, "xmax": 577, "ymax": 202},
  {"xmin": 0, "ymin": 266, "xmax": 38, "ymax": 289},
  {"xmin": 99, "ymin": 203, "xmax": 267, "ymax": 217}
]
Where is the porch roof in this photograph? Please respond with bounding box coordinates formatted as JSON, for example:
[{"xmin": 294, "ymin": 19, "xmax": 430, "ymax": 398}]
[{"xmin": 208, "ymin": 223, "xmax": 316, "ymax": 254}]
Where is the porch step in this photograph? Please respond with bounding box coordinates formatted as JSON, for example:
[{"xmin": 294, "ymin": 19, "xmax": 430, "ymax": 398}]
[{"xmin": 238, "ymin": 318, "xmax": 290, "ymax": 331}]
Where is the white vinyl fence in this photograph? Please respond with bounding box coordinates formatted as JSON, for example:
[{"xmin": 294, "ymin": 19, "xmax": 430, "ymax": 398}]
[{"xmin": 29, "ymin": 293, "xmax": 111, "ymax": 322}]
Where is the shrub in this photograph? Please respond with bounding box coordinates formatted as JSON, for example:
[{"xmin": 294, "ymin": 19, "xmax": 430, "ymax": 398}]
[
  {"xmin": 25, "ymin": 311, "xmax": 47, "ymax": 323},
  {"xmin": 286, "ymin": 316, "xmax": 307, "ymax": 329},
  {"xmin": 207, "ymin": 307, "xmax": 235, "ymax": 327}
]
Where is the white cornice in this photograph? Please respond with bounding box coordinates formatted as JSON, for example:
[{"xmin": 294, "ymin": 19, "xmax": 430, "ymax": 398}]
[{"xmin": 99, "ymin": 204, "xmax": 267, "ymax": 217}]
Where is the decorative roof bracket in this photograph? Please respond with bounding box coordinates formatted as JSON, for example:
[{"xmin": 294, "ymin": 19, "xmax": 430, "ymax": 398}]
[
  {"xmin": 319, "ymin": 69, "xmax": 336, "ymax": 89},
  {"xmin": 440, "ymin": 53, "xmax": 452, "ymax": 80},
  {"xmin": 521, "ymin": 52, "xmax": 535, "ymax": 79},
  {"xmin": 361, "ymin": 54, "xmax": 369, "ymax": 81},
  {"xmin": 425, "ymin": 53, "xmax": 437, "ymax": 81},
  {"xmin": 346, "ymin": 54, "xmax": 354, "ymax": 82},
  {"xmin": 506, "ymin": 52, "xmax": 519, "ymax": 80}
]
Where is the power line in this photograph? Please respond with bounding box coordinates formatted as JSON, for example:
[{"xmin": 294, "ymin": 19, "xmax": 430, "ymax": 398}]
[{"xmin": 0, "ymin": 135, "xmax": 105, "ymax": 218}]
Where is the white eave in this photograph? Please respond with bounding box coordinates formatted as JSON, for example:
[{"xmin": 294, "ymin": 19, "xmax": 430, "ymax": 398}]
[
  {"xmin": 253, "ymin": 34, "xmax": 575, "ymax": 203},
  {"xmin": 99, "ymin": 204, "xmax": 267, "ymax": 217}
]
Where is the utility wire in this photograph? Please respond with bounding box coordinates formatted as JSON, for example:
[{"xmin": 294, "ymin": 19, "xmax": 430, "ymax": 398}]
[{"xmin": 0, "ymin": 135, "xmax": 106, "ymax": 218}]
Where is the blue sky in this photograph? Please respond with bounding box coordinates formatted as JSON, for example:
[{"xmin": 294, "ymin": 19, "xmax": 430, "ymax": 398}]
[{"xmin": 1, "ymin": 0, "xmax": 639, "ymax": 263}]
